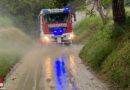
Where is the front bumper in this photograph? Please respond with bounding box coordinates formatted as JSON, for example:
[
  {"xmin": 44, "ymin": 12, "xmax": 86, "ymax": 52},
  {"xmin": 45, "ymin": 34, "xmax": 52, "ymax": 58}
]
[{"xmin": 40, "ymin": 32, "xmax": 74, "ymax": 43}]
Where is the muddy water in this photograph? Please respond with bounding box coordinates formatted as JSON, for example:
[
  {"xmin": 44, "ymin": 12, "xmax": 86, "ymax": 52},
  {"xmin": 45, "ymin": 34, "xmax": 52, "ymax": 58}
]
[{"xmin": 5, "ymin": 43, "xmax": 109, "ymax": 90}]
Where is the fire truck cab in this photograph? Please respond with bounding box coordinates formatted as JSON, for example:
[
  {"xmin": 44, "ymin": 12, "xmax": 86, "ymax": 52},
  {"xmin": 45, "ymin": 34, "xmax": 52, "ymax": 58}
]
[{"xmin": 39, "ymin": 8, "xmax": 74, "ymax": 44}]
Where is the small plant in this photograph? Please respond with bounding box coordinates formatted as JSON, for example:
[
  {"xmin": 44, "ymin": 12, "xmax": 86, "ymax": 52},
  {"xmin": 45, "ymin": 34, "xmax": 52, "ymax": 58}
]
[{"xmin": 86, "ymin": 9, "xmax": 96, "ymax": 17}]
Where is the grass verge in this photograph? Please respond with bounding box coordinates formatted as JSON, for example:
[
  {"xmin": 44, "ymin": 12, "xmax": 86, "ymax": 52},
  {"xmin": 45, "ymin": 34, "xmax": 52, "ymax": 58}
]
[
  {"xmin": 75, "ymin": 8, "xmax": 130, "ymax": 89},
  {"xmin": 73, "ymin": 16, "xmax": 103, "ymax": 44}
]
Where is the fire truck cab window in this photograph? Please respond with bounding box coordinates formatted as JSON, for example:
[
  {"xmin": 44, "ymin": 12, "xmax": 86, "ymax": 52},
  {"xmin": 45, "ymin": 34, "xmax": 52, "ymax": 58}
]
[{"xmin": 44, "ymin": 12, "xmax": 70, "ymax": 24}]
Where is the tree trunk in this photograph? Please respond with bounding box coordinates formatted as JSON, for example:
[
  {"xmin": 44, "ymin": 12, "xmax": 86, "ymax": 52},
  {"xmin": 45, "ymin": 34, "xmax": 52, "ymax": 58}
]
[
  {"xmin": 91, "ymin": 0, "xmax": 96, "ymax": 12},
  {"xmin": 97, "ymin": 0, "xmax": 106, "ymax": 24},
  {"xmin": 105, "ymin": 4, "xmax": 112, "ymax": 18},
  {"xmin": 112, "ymin": 0, "xmax": 126, "ymax": 25}
]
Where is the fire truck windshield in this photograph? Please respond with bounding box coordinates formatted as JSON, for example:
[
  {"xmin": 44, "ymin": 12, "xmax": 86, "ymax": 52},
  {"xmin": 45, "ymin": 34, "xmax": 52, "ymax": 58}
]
[{"xmin": 44, "ymin": 12, "xmax": 70, "ymax": 24}]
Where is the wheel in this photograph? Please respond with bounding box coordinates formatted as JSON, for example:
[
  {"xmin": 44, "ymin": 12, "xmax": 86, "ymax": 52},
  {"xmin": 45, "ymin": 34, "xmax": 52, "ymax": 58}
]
[{"xmin": 64, "ymin": 40, "xmax": 72, "ymax": 46}]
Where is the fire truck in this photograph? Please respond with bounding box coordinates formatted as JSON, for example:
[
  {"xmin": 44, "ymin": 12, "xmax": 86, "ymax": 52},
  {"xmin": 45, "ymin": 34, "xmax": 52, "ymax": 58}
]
[{"xmin": 39, "ymin": 7, "xmax": 75, "ymax": 44}]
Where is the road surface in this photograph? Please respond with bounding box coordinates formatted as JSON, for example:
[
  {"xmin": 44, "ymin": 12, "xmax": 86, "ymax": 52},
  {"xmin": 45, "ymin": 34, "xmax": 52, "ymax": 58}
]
[{"xmin": 5, "ymin": 43, "xmax": 109, "ymax": 90}]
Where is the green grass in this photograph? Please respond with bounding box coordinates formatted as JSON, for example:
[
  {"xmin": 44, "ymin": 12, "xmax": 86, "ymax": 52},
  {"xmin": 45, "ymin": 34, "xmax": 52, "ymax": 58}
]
[
  {"xmin": 101, "ymin": 31, "xmax": 130, "ymax": 88},
  {"xmin": 76, "ymin": 8, "xmax": 130, "ymax": 89},
  {"xmin": 0, "ymin": 51, "xmax": 20, "ymax": 78},
  {"xmin": 74, "ymin": 16, "xmax": 103, "ymax": 44},
  {"xmin": 79, "ymin": 23, "xmax": 121, "ymax": 69},
  {"xmin": 0, "ymin": 15, "xmax": 32, "ymax": 80}
]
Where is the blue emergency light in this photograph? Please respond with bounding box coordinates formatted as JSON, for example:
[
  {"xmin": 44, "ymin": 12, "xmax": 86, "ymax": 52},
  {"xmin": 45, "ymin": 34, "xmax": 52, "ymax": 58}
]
[
  {"xmin": 64, "ymin": 7, "xmax": 70, "ymax": 12},
  {"xmin": 54, "ymin": 30, "xmax": 57, "ymax": 33},
  {"xmin": 43, "ymin": 9, "xmax": 48, "ymax": 12},
  {"xmin": 53, "ymin": 28, "xmax": 64, "ymax": 35}
]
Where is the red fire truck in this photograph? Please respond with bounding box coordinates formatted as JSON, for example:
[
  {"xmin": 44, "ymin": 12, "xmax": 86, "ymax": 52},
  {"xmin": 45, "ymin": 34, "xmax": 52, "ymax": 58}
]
[{"xmin": 39, "ymin": 7, "xmax": 75, "ymax": 44}]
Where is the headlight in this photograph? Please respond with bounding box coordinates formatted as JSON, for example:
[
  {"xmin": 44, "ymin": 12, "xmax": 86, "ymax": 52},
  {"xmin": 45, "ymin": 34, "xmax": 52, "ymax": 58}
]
[
  {"xmin": 68, "ymin": 33, "xmax": 75, "ymax": 40},
  {"xmin": 41, "ymin": 36, "xmax": 50, "ymax": 43},
  {"xmin": 44, "ymin": 36, "xmax": 50, "ymax": 42},
  {"xmin": 70, "ymin": 33, "xmax": 74, "ymax": 38}
]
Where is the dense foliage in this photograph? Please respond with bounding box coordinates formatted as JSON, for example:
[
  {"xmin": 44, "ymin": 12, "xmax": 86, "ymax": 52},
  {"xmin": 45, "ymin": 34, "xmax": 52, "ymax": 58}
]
[
  {"xmin": 53, "ymin": 0, "xmax": 78, "ymax": 8},
  {"xmin": 102, "ymin": 0, "xmax": 112, "ymax": 8},
  {"xmin": 125, "ymin": 0, "xmax": 130, "ymax": 6},
  {"xmin": 0, "ymin": 0, "xmax": 52, "ymax": 35}
]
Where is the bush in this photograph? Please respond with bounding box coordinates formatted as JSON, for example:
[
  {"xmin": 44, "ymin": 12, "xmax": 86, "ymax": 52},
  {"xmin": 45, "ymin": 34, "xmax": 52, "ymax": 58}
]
[
  {"xmin": 79, "ymin": 8, "xmax": 130, "ymax": 89},
  {"xmin": 101, "ymin": 32, "xmax": 130, "ymax": 88},
  {"xmin": 79, "ymin": 23, "xmax": 118, "ymax": 70},
  {"xmin": 0, "ymin": 51, "xmax": 20, "ymax": 79},
  {"xmin": 74, "ymin": 16, "xmax": 103, "ymax": 44}
]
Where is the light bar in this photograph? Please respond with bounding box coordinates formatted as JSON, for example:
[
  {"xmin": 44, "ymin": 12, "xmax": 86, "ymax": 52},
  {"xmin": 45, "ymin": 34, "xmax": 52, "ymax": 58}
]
[
  {"xmin": 43, "ymin": 9, "xmax": 49, "ymax": 12},
  {"xmin": 64, "ymin": 7, "xmax": 70, "ymax": 12}
]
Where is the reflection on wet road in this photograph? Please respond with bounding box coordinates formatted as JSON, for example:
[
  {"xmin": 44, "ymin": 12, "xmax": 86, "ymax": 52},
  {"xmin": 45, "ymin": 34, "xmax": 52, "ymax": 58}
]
[
  {"xmin": 54, "ymin": 55, "xmax": 76, "ymax": 90},
  {"xmin": 45, "ymin": 58, "xmax": 52, "ymax": 82},
  {"xmin": 69, "ymin": 56, "xmax": 76, "ymax": 75},
  {"xmin": 45, "ymin": 54, "xmax": 77, "ymax": 90}
]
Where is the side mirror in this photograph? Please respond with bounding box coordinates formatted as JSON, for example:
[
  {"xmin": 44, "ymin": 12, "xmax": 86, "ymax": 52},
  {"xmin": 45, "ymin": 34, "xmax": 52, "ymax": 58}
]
[
  {"xmin": 73, "ymin": 13, "xmax": 76, "ymax": 21},
  {"xmin": 74, "ymin": 17, "xmax": 76, "ymax": 21},
  {"xmin": 71, "ymin": 13, "xmax": 76, "ymax": 23}
]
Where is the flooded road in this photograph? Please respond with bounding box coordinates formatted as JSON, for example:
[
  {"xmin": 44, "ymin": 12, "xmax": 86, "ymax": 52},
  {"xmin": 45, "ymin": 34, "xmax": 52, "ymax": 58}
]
[{"xmin": 5, "ymin": 43, "xmax": 109, "ymax": 90}]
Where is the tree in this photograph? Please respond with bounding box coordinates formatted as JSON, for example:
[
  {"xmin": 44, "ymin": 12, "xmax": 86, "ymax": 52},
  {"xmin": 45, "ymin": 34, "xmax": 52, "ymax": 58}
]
[
  {"xmin": 97, "ymin": 0, "xmax": 106, "ymax": 24},
  {"xmin": 0, "ymin": 0, "xmax": 53, "ymax": 35},
  {"xmin": 53, "ymin": 0, "xmax": 80, "ymax": 8},
  {"xmin": 112, "ymin": 0, "xmax": 126, "ymax": 25},
  {"xmin": 91, "ymin": 0, "xmax": 112, "ymax": 24}
]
